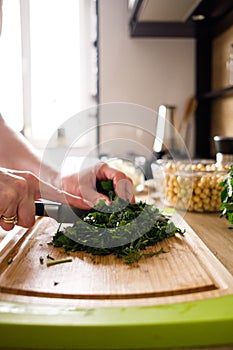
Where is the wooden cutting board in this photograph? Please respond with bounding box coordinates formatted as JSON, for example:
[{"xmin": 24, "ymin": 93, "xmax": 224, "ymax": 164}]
[{"xmin": 0, "ymin": 215, "xmax": 233, "ymax": 307}]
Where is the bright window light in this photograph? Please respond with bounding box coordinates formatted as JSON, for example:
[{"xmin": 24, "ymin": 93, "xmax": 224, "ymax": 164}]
[
  {"xmin": 29, "ymin": 0, "xmax": 82, "ymax": 142},
  {"xmin": 0, "ymin": 0, "xmax": 23, "ymax": 131},
  {"xmin": 0, "ymin": 0, "xmax": 97, "ymax": 150}
]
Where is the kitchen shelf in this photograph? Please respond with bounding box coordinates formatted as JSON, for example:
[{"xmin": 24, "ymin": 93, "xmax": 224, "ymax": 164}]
[{"xmin": 129, "ymin": 0, "xmax": 233, "ymax": 158}]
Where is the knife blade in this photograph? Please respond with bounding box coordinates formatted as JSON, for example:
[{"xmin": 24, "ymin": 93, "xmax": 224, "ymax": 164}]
[{"xmin": 35, "ymin": 200, "xmax": 89, "ymax": 223}]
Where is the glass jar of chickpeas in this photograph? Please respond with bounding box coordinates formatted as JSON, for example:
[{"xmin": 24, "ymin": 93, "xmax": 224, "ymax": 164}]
[{"xmin": 158, "ymin": 159, "xmax": 229, "ymax": 212}]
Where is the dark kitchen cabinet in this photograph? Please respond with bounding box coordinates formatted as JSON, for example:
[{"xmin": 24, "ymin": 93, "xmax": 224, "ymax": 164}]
[{"xmin": 129, "ymin": 0, "xmax": 233, "ymax": 157}]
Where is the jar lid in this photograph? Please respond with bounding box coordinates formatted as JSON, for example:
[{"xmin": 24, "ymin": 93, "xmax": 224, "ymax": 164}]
[{"xmin": 214, "ymin": 136, "xmax": 233, "ymax": 154}]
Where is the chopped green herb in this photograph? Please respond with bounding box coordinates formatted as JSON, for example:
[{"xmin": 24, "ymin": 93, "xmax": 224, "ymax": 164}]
[
  {"xmin": 96, "ymin": 179, "xmax": 116, "ymax": 201},
  {"xmin": 46, "ymin": 258, "xmax": 72, "ymax": 267},
  {"xmin": 52, "ymin": 180, "xmax": 184, "ymax": 264},
  {"xmin": 220, "ymin": 164, "xmax": 233, "ymax": 226},
  {"xmin": 47, "ymin": 254, "xmax": 55, "ymax": 260},
  {"xmin": 7, "ymin": 257, "xmax": 13, "ymax": 265}
]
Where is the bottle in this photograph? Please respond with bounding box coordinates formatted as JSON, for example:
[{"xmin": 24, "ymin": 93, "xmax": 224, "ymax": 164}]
[{"xmin": 153, "ymin": 104, "xmax": 177, "ymax": 159}]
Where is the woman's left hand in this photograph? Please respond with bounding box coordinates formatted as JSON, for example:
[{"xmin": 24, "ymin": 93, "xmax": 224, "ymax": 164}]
[{"xmin": 61, "ymin": 163, "xmax": 135, "ymax": 206}]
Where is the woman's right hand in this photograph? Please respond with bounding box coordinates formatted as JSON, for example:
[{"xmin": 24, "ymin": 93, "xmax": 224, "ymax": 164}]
[{"xmin": 0, "ymin": 168, "xmax": 91, "ymax": 231}]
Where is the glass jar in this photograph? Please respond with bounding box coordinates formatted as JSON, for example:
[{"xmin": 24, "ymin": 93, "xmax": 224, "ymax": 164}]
[{"xmin": 158, "ymin": 159, "xmax": 229, "ymax": 212}]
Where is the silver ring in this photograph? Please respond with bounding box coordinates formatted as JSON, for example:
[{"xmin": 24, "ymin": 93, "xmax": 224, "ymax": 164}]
[{"xmin": 1, "ymin": 214, "xmax": 18, "ymax": 225}]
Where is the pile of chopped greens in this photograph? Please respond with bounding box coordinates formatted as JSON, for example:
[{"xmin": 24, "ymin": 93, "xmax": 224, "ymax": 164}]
[
  {"xmin": 220, "ymin": 164, "xmax": 233, "ymax": 226},
  {"xmin": 52, "ymin": 180, "xmax": 184, "ymax": 264}
]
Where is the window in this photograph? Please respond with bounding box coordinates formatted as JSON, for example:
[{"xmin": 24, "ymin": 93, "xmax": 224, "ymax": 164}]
[
  {"xmin": 0, "ymin": 0, "xmax": 98, "ymax": 150},
  {"xmin": 0, "ymin": 0, "xmax": 23, "ymax": 131}
]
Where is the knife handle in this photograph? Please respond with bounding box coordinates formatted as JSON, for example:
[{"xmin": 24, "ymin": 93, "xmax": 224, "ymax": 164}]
[
  {"xmin": 35, "ymin": 201, "xmax": 46, "ymax": 216},
  {"xmin": 34, "ymin": 200, "xmax": 61, "ymax": 219},
  {"xmin": 34, "ymin": 200, "xmax": 90, "ymax": 222}
]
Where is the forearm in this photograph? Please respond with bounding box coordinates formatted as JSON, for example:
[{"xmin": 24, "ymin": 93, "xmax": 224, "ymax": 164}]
[{"xmin": 0, "ymin": 115, "xmax": 59, "ymax": 186}]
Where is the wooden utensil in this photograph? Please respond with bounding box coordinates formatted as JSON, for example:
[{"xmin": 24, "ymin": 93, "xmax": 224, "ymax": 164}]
[{"xmin": 178, "ymin": 96, "xmax": 198, "ymax": 140}]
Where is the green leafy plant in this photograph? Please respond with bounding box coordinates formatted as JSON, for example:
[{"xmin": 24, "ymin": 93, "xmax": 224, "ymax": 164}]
[
  {"xmin": 220, "ymin": 164, "xmax": 233, "ymax": 226},
  {"xmin": 52, "ymin": 180, "xmax": 184, "ymax": 264}
]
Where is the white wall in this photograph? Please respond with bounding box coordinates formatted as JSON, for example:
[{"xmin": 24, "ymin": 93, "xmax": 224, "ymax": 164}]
[{"xmin": 98, "ymin": 0, "xmax": 196, "ymax": 158}]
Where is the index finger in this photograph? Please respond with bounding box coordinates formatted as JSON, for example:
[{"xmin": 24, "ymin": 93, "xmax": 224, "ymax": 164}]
[{"xmin": 39, "ymin": 179, "xmax": 92, "ymax": 209}]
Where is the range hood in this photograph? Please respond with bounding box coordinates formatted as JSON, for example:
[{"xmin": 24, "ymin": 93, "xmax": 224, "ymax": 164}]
[
  {"xmin": 129, "ymin": 0, "xmax": 233, "ymax": 38},
  {"xmin": 136, "ymin": 0, "xmax": 202, "ymax": 22}
]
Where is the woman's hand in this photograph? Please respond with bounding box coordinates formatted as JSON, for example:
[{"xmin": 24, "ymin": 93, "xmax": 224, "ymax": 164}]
[
  {"xmin": 0, "ymin": 168, "xmax": 91, "ymax": 231},
  {"xmin": 0, "ymin": 163, "xmax": 135, "ymax": 231},
  {"xmin": 61, "ymin": 162, "xmax": 135, "ymax": 206}
]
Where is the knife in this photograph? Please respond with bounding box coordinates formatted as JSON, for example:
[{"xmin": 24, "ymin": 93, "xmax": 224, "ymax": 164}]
[
  {"xmin": 35, "ymin": 180, "xmax": 115, "ymax": 223},
  {"xmin": 35, "ymin": 200, "xmax": 90, "ymax": 223}
]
